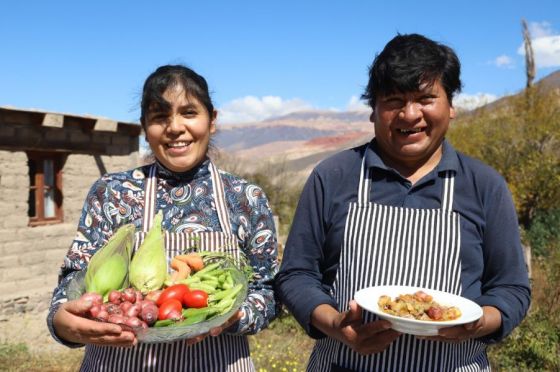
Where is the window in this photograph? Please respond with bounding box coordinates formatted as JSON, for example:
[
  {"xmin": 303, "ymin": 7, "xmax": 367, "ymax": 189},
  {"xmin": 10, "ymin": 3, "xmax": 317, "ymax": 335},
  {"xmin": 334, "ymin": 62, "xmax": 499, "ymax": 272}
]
[{"xmin": 27, "ymin": 152, "xmax": 65, "ymax": 226}]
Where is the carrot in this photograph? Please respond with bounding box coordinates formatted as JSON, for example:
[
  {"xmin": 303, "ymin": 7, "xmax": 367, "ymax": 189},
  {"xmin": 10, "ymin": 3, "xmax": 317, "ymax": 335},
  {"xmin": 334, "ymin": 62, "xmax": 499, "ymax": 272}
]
[
  {"xmin": 170, "ymin": 258, "xmax": 191, "ymax": 282},
  {"xmin": 175, "ymin": 252, "xmax": 205, "ymax": 272}
]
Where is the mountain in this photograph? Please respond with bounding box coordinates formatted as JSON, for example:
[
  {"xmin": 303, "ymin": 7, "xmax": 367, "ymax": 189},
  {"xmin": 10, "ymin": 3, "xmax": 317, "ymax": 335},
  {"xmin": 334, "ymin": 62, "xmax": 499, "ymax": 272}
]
[
  {"xmin": 214, "ymin": 110, "xmax": 374, "ymax": 179},
  {"xmin": 214, "ymin": 70, "xmax": 560, "ymax": 181}
]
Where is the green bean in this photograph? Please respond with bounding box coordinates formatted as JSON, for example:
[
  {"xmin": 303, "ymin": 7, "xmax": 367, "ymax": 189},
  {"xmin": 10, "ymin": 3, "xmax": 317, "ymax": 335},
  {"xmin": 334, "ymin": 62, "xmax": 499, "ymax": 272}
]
[
  {"xmin": 223, "ymin": 274, "xmax": 234, "ymax": 289},
  {"xmin": 214, "ymin": 297, "xmax": 235, "ymax": 314},
  {"xmin": 154, "ymin": 319, "xmax": 175, "ymax": 328},
  {"xmin": 218, "ymin": 274, "xmax": 226, "ymax": 284},
  {"xmin": 188, "ymin": 282, "xmax": 217, "ymax": 293},
  {"xmin": 182, "ymin": 312, "xmax": 207, "ymax": 325},
  {"xmin": 178, "ymin": 276, "xmax": 201, "ymax": 285},
  {"xmin": 209, "ymin": 283, "xmax": 243, "ymax": 302},
  {"xmin": 191, "ymin": 262, "xmax": 221, "ymax": 278},
  {"xmin": 200, "ymin": 274, "xmax": 221, "ymax": 283}
]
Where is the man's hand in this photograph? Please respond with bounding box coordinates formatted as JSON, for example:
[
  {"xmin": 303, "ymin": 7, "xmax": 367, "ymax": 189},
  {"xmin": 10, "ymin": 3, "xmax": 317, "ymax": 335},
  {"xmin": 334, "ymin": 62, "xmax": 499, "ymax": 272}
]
[{"xmin": 311, "ymin": 300, "xmax": 401, "ymax": 355}]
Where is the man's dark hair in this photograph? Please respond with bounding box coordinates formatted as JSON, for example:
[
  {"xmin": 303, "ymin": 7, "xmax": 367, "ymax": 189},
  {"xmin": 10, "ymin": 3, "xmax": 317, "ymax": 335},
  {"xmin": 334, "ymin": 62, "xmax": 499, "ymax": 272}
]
[{"xmin": 362, "ymin": 33, "xmax": 462, "ymax": 108}]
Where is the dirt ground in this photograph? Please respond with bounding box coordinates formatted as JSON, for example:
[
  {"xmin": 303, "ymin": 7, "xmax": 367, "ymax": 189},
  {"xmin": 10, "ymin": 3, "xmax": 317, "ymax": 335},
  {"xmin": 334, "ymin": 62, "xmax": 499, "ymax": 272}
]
[{"xmin": 0, "ymin": 310, "xmax": 72, "ymax": 354}]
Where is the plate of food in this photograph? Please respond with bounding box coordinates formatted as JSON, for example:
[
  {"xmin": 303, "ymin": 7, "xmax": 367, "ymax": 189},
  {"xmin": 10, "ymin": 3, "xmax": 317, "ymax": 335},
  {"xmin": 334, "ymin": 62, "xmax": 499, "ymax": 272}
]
[{"xmin": 354, "ymin": 285, "xmax": 483, "ymax": 336}]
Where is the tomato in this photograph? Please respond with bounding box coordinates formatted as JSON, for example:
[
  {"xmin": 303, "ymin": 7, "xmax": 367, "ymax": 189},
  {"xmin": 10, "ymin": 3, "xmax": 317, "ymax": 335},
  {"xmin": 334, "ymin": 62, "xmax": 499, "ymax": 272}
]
[
  {"xmin": 183, "ymin": 289, "xmax": 208, "ymax": 308},
  {"xmin": 156, "ymin": 284, "xmax": 190, "ymax": 306},
  {"xmin": 158, "ymin": 299, "xmax": 183, "ymax": 320}
]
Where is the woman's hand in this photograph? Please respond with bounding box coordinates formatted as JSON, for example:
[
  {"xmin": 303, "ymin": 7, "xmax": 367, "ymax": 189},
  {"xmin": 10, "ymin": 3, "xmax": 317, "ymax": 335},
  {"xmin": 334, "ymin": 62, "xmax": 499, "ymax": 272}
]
[
  {"xmin": 185, "ymin": 310, "xmax": 243, "ymax": 345},
  {"xmin": 422, "ymin": 306, "xmax": 502, "ymax": 343},
  {"xmin": 311, "ymin": 301, "xmax": 401, "ymax": 355},
  {"xmin": 53, "ymin": 299, "xmax": 136, "ymax": 347}
]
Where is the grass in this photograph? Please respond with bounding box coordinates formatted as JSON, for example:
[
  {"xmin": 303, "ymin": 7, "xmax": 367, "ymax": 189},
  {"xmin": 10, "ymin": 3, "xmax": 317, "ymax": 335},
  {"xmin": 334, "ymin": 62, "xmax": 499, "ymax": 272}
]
[
  {"xmin": 0, "ymin": 315, "xmax": 313, "ymax": 372},
  {"xmin": 248, "ymin": 313, "xmax": 314, "ymax": 372},
  {"xmin": 0, "ymin": 343, "xmax": 83, "ymax": 372}
]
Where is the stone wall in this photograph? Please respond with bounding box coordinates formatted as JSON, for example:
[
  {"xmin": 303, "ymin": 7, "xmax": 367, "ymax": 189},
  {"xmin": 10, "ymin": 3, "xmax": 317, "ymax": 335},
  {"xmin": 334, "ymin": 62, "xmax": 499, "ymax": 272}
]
[{"xmin": 0, "ymin": 150, "xmax": 139, "ymax": 319}]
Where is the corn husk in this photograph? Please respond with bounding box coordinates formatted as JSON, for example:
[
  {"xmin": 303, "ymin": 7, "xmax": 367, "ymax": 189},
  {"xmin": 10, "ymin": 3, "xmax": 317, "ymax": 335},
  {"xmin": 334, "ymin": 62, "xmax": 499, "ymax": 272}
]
[
  {"xmin": 85, "ymin": 223, "xmax": 135, "ymax": 299},
  {"xmin": 129, "ymin": 211, "xmax": 167, "ymax": 294}
]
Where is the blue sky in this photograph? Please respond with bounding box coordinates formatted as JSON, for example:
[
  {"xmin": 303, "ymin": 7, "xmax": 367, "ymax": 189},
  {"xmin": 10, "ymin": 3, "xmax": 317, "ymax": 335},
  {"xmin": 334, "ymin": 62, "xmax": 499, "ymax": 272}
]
[{"xmin": 2, "ymin": 0, "xmax": 559, "ymax": 124}]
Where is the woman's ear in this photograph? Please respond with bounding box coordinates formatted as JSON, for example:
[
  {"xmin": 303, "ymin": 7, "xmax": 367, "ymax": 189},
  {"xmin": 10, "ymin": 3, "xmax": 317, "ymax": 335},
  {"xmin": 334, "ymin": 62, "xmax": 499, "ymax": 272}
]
[
  {"xmin": 449, "ymin": 106, "xmax": 456, "ymax": 119},
  {"xmin": 210, "ymin": 110, "xmax": 218, "ymax": 134}
]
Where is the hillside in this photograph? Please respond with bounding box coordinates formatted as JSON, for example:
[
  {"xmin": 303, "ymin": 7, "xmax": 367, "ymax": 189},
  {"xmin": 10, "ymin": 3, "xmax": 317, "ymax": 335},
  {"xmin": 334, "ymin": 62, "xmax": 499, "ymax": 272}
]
[
  {"xmin": 214, "ymin": 110, "xmax": 374, "ymax": 179},
  {"xmin": 214, "ymin": 70, "xmax": 560, "ymax": 181}
]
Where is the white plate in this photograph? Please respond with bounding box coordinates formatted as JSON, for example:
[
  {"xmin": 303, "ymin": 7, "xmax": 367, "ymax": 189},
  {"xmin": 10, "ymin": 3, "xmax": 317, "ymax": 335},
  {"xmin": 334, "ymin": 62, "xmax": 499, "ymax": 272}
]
[{"xmin": 354, "ymin": 285, "xmax": 483, "ymax": 336}]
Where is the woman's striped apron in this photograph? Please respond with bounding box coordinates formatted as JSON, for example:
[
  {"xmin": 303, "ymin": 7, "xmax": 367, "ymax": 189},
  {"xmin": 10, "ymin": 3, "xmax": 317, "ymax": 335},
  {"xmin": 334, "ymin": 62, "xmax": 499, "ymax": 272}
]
[
  {"xmin": 81, "ymin": 162, "xmax": 255, "ymax": 372},
  {"xmin": 307, "ymin": 154, "xmax": 490, "ymax": 372}
]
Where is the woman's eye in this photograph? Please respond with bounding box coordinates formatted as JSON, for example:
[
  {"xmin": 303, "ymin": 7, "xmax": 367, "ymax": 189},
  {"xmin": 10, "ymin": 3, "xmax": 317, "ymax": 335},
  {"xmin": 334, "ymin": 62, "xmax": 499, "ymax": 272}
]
[
  {"xmin": 182, "ymin": 110, "xmax": 198, "ymax": 117},
  {"xmin": 149, "ymin": 114, "xmax": 169, "ymax": 124}
]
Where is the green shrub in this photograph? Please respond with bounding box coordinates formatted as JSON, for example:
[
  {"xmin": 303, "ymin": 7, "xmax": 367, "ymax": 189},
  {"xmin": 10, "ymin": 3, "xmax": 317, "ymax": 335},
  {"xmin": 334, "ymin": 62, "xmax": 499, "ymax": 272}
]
[
  {"xmin": 489, "ymin": 309, "xmax": 560, "ymax": 371},
  {"xmin": 525, "ymin": 209, "xmax": 560, "ymax": 257}
]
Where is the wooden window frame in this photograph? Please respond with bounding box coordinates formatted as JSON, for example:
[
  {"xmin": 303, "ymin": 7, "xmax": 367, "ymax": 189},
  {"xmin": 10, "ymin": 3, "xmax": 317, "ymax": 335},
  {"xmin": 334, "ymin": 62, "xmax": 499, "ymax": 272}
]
[{"xmin": 27, "ymin": 152, "xmax": 64, "ymax": 226}]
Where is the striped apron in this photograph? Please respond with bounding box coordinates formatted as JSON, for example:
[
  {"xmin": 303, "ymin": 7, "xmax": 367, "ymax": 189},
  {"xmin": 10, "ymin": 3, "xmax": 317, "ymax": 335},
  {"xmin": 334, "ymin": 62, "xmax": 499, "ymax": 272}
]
[
  {"xmin": 308, "ymin": 154, "xmax": 490, "ymax": 372},
  {"xmin": 81, "ymin": 162, "xmax": 255, "ymax": 372}
]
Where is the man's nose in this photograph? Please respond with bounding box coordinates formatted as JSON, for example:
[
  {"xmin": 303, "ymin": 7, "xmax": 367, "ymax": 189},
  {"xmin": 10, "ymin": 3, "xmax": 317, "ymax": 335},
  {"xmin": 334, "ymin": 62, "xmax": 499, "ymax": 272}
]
[{"xmin": 398, "ymin": 102, "xmax": 422, "ymax": 121}]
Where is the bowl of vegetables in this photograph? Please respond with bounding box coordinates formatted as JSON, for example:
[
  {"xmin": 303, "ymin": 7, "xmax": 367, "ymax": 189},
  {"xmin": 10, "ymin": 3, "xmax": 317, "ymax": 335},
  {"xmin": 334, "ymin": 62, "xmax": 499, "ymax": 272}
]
[{"xmin": 67, "ymin": 251, "xmax": 250, "ymax": 343}]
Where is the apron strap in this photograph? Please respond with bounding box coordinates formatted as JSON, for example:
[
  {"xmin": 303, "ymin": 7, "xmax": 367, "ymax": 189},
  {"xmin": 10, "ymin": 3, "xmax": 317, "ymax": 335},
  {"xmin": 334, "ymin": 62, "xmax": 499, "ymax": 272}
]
[
  {"xmin": 208, "ymin": 162, "xmax": 233, "ymax": 235},
  {"xmin": 142, "ymin": 165, "xmax": 158, "ymax": 232},
  {"xmin": 358, "ymin": 151, "xmax": 456, "ymax": 211},
  {"xmin": 357, "ymin": 152, "xmax": 370, "ymax": 205},
  {"xmin": 442, "ymin": 170, "xmax": 455, "ymax": 212},
  {"xmin": 142, "ymin": 162, "xmax": 233, "ymax": 234}
]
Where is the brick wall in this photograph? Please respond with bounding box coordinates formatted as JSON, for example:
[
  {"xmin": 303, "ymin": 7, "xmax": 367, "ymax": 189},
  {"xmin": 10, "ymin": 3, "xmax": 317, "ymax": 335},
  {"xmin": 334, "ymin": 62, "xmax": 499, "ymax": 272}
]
[{"xmin": 0, "ymin": 150, "xmax": 139, "ymax": 319}]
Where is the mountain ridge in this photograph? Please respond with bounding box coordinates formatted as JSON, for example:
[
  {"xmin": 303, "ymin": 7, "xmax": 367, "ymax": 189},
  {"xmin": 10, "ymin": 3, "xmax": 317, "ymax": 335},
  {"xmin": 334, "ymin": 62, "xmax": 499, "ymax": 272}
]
[{"xmin": 214, "ymin": 70, "xmax": 560, "ymax": 180}]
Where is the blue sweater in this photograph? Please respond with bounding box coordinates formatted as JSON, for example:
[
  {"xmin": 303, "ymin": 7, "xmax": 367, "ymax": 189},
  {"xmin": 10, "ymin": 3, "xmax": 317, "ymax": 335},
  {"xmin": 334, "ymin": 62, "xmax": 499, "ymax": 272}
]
[{"xmin": 276, "ymin": 139, "xmax": 530, "ymax": 343}]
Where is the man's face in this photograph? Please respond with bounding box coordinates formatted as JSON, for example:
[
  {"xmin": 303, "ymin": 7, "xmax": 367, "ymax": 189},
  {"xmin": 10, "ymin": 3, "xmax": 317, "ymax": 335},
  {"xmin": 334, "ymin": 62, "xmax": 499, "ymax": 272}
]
[{"xmin": 370, "ymin": 79, "xmax": 455, "ymax": 171}]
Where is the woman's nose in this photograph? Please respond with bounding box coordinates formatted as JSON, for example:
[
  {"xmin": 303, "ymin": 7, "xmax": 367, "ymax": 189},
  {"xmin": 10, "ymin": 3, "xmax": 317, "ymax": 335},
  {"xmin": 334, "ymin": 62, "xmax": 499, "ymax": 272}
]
[
  {"xmin": 398, "ymin": 102, "xmax": 422, "ymax": 121},
  {"xmin": 167, "ymin": 115, "xmax": 185, "ymax": 133}
]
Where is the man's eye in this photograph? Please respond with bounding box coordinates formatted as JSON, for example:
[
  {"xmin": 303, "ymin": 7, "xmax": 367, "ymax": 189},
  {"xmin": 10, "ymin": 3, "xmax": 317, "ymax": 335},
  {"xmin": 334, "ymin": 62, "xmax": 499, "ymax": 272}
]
[
  {"xmin": 419, "ymin": 96, "xmax": 436, "ymax": 104},
  {"xmin": 384, "ymin": 98, "xmax": 404, "ymax": 108}
]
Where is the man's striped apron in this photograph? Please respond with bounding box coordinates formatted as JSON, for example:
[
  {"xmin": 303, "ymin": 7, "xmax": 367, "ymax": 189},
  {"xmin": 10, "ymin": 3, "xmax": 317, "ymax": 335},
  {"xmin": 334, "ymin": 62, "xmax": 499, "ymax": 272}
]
[
  {"xmin": 307, "ymin": 154, "xmax": 489, "ymax": 371},
  {"xmin": 81, "ymin": 162, "xmax": 254, "ymax": 371}
]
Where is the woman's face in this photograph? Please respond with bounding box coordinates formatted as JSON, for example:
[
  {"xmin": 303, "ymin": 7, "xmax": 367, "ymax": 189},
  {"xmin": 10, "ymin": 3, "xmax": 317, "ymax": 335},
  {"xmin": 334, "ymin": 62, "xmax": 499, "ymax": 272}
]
[
  {"xmin": 145, "ymin": 85, "xmax": 216, "ymax": 172},
  {"xmin": 370, "ymin": 79, "xmax": 455, "ymax": 171}
]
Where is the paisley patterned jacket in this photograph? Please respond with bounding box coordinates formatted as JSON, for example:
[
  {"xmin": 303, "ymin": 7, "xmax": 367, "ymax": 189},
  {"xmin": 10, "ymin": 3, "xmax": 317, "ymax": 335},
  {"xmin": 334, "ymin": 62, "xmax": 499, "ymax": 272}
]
[{"xmin": 47, "ymin": 158, "xmax": 279, "ymax": 345}]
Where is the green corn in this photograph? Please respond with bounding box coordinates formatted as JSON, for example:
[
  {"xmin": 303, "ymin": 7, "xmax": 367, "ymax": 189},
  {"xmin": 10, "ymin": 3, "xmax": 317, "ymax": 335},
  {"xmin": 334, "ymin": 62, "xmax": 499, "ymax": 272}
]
[
  {"xmin": 129, "ymin": 211, "xmax": 167, "ymax": 294},
  {"xmin": 85, "ymin": 223, "xmax": 135, "ymax": 299}
]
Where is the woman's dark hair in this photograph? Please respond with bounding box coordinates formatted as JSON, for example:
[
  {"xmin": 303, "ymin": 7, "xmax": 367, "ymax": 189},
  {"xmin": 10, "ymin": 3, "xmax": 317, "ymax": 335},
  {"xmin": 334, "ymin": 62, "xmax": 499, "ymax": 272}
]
[
  {"xmin": 140, "ymin": 65, "xmax": 214, "ymax": 128},
  {"xmin": 362, "ymin": 33, "xmax": 462, "ymax": 108}
]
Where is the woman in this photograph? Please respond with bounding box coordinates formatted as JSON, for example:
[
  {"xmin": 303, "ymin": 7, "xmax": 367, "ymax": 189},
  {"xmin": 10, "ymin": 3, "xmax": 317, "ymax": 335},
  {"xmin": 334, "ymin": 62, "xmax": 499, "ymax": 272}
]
[
  {"xmin": 276, "ymin": 34, "xmax": 530, "ymax": 371},
  {"xmin": 47, "ymin": 65, "xmax": 279, "ymax": 371}
]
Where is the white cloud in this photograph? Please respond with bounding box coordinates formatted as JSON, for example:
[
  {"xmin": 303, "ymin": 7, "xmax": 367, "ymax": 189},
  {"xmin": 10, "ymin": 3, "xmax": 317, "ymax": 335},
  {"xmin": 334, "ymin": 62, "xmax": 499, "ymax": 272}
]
[
  {"xmin": 493, "ymin": 55, "xmax": 515, "ymax": 68},
  {"xmin": 517, "ymin": 21, "xmax": 560, "ymax": 68},
  {"xmin": 346, "ymin": 95, "xmax": 371, "ymax": 112},
  {"xmin": 528, "ymin": 21, "xmax": 554, "ymax": 38},
  {"xmin": 454, "ymin": 93, "xmax": 498, "ymax": 111},
  {"xmin": 218, "ymin": 95, "xmax": 313, "ymax": 124}
]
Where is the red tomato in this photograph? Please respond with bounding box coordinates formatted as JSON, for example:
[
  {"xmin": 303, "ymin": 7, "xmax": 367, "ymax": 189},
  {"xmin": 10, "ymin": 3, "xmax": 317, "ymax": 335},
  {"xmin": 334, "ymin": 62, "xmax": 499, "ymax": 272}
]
[
  {"xmin": 183, "ymin": 289, "xmax": 208, "ymax": 308},
  {"xmin": 156, "ymin": 284, "xmax": 190, "ymax": 306},
  {"xmin": 158, "ymin": 299, "xmax": 183, "ymax": 320}
]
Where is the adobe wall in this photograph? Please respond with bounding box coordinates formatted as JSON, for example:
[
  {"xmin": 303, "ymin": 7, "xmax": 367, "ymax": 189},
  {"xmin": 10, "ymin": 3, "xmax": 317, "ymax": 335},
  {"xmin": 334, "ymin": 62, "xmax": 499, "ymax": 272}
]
[{"xmin": 0, "ymin": 150, "xmax": 139, "ymax": 319}]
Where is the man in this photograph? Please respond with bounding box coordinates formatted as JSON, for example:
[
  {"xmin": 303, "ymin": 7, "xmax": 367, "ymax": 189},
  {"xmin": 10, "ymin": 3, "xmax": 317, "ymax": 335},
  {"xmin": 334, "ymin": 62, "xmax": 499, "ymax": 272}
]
[{"xmin": 276, "ymin": 33, "xmax": 530, "ymax": 371}]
